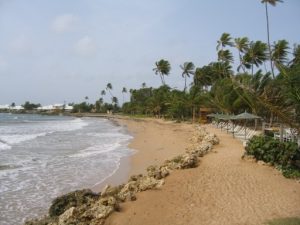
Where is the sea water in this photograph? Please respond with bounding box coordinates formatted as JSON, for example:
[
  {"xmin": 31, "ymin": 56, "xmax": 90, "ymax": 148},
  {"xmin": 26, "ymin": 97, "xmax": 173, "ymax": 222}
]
[{"xmin": 0, "ymin": 113, "xmax": 133, "ymax": 225}]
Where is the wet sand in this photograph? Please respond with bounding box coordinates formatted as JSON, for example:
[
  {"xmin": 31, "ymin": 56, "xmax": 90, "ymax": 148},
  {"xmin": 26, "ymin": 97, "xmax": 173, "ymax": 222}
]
[{"xmin": 105, "ymin": 119, "xmax": 300, "ymax": 225}]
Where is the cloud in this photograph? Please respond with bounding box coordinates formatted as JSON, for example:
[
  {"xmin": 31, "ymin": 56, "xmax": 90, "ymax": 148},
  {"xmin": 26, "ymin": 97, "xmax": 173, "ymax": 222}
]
[
  {"xmin": 74, "ymin": 36, "xmax": 97, "ymax": 57},
  {"xmin": 9, "ymin": 35, "xmax": 32, "ymax": 54},
  {"xmin": 51, "ymin": 14, "xmax": 78, "ymax": 33}
]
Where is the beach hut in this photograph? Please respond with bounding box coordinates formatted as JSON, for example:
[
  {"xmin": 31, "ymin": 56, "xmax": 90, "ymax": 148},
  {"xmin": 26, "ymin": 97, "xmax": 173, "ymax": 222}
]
[
  {"xmin": 199, "ymin": 107, "xmax": 214, "ymax": 124},
  {"xmin": 232, "ymin": 111, "xmax": 261, "ymax": 139}
]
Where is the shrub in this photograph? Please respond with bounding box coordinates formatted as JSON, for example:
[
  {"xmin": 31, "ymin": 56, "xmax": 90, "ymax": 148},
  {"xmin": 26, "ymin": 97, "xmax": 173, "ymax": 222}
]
[{"xmin": 245, "ymin": 136, "xmax": 300, "ymax": 178}]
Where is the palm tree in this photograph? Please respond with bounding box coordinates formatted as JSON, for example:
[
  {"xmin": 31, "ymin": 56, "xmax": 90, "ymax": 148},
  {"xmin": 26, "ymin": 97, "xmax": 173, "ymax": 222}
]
[
  {"xmin": 180, "ymin": 62, "xmax": 195, "ymax": 91},
  {"xmin": 261, "ymin": 0, "xmax": 283, "ymax": 78},
  {"xmin": 271, "ymin": 39, "xmax": 289, "ymax": 72},
  {"xmin": 122, "ymin": 87, "xmax": 127, "ymax": 103},
  {"xmin": 112, "ymin": 96, "xmax": 118, "ymax": 106},
  {"xmin": 243, "ymin": 41, "xmax": 268, "ymax": 75},
  {"xmin": 99, "ymin": 97, "xmax": 104, "ymax": 105},
  {"xmin": 106, "ymin": 83, "xmax": 113, "ymax": 97},
  {"xmin": 153, "ymin": 59, "xmax": 171, "ymax": 85},
  {"xmin": 218, "ymin": 50, "xmax": 234, "ymax": 64},
  {"xmin": 289, "ymin": 44, "xmax": 300, "ymax": 66},
  {"xmin": 216, "ymin": 33, "xmax": 234, "ymax": 51},
  {"xmin": 101, "ymin": 90, "xmax": 106, "ymax": 96},
  {"xmin": 235, "ymin": 37, "xmax": 249, "ymax": 72},
  {"xmin": 142, "ymin": 82, "xmax": 146, "ymax": 88}
]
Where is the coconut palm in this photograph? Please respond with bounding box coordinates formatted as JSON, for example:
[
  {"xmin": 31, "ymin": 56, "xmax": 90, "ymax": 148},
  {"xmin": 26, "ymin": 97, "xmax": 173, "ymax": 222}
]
[
  {"xmin": 142, "ymin": 82, "xmax": 146, "ymax": 88},
  {"xmin": 153, "ymin": 59, "xmax": 171, "ymax": 85},
  {"xmin": 101, "ymin": 90, "xmax": 106, "ymax": 96},
  {"xmin": 261, "ymin": 0, "xmax": 283, "ymax": 78},
  {"xmin": 218, "ymin": 50, "xmax": 234, "ymax": 64},
  {"xmin": 271, "ymin": 39, "xmax": 289, "ymax": 72},
  {"xmin": 112, "ymin": 96, "xmax": 118, "ymax": 106},
  {"xmin": 289, "ymin": 44, "xmax": 300, "ymax": 66},
  {"xmin": 235, "ymin": 37, "xmax": 250, "ymax": 72},
  {"xmin": 180, "ymin": 62, "xmax": 195, "ymax": 92},
  {"xmin": 243, "ymin": 41, "xmax": 268, "ymax": 75},
  {"xmin": 122, "ymin": 87, "xmax": 127, "ymax": 103},
  {"xmin": 106, "ymin": 83, "xmax": 113, "ymax": 97},
  {"xmin": 216, "ymin": 33, "xmax": 234, "ymax": 51}
]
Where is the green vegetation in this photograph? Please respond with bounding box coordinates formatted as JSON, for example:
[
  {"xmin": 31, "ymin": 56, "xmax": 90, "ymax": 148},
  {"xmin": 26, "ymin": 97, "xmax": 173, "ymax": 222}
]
[
  {"xmin": 22, "ymin": 101, "xmax": 41, "ymax": 110},
  {"xmin": 245, "ymin": 136, "xmax": 300, "ymax": 178},
  {"xmin": 266, "ymin": 217, "xmax": 300, "ymax": 225}
]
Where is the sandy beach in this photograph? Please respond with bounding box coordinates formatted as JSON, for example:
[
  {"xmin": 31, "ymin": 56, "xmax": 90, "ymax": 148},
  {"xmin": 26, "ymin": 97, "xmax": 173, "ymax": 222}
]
[{"xmin": 105, "ymin": 118, "xmax": 300, "ymax": 225}]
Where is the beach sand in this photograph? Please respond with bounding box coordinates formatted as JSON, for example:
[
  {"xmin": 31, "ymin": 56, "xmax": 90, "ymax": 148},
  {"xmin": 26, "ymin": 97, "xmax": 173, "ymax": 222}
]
[{"xmin": 104, "ymin": 118, "xmax": 300, "ymax": 225}]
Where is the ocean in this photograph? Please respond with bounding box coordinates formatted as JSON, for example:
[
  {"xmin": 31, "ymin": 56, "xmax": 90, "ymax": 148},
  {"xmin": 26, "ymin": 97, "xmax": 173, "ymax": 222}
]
[{"xmin": 0, "ymin": 113, "xmax": 133, "ymax": 225}]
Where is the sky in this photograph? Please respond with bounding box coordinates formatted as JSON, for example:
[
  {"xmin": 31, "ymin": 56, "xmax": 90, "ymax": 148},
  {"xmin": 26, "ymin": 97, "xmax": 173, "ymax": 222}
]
[{"xmin": 0, "ymin": 0, "xmax": 299, "ymax": 105}]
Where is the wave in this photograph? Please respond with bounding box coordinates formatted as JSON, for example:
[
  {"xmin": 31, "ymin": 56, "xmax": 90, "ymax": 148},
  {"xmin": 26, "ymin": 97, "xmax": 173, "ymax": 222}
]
[
  {"xmin": 0, "ymin": 118, "xmax": 88, "ymax": 148},
  {"xmin": 0, "ymin": 141, "xmax": 11, "ymax": 151},
  {"xmin": 0, "ymin": 133, "xmax": 48, "ymax": 146},
  {"xmin": 69, "ymin": 142, "xmax": 122, "ymax": 158}
]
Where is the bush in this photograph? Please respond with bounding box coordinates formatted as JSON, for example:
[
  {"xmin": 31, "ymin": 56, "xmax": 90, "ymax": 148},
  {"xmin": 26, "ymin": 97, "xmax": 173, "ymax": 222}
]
[{"xmin": 245, "ymin": 136, "xmax": 300, "ymax": 178}]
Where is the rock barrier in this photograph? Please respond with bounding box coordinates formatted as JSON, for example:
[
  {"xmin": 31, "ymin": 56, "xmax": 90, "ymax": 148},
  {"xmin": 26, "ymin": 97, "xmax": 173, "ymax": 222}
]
[{"xmin": 25, "ymin": 125, "xmax": 219, "ymax": 225}]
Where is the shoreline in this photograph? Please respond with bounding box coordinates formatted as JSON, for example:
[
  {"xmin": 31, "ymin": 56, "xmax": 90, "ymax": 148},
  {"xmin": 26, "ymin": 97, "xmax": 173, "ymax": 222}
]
[{"xmin": 92, "ymin": 116, "xmax": 194, "ymax": 192}]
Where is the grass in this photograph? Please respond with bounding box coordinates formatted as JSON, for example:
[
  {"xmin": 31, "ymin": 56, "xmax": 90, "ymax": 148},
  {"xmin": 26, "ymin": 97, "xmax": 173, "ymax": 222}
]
[{"xmin": 266, "ymin": 217, "xmax": 300, "ymax": 225}]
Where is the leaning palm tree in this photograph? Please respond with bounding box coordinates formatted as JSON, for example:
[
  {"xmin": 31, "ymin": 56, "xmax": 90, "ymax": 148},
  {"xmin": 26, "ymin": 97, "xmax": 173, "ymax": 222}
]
[
  {"xmin": 271, "ymin": 39, "xmax": 289, "ymax": 72},
  {"xmin": 289, "ymin": 44, "xmax": 300, "ymax": 66},
  {"xmin": 235, "ymin": 37, "xmax": 249, "ymax": 72},
  {"xmin": 153, "ymin": 59, "xmax": 171, "ymax": 85},
  {"xmin": 216, "ymin": 33, "xmax": 234, "ymax": 51},
  {"xmin": 243, "ymin": 41, "xmax": 268, "ymax": 75},
  {"xmin": 180, "ymin": 62, "xmax": 195, "ymax": 92},
  {"xmin": 261, "ymin": 0, "xmax": 283, "ymax": 78},
  {"xmin": 122, "ymin": 87, "xmax": 127, "ymax": 103},
  {"xmin": 106, "ymin": 83, "xmax": 113, "ymax": 97}
]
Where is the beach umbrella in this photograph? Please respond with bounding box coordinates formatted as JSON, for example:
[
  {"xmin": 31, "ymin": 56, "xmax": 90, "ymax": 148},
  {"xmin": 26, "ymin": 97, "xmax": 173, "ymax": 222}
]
[
  {"xmin": 207, "ymin": 113, "xmax": 217, "ymax": 117},
  {"xmin": 233, "ymin": 111, "xmax": 261, "ymax": 120},
  {"xmin": 232, "ymin": 111, "xmax": 261, "ymax": 139},
  {"xmin": 215, "ymin": 114, "xmax": 235, "ymax": 131}
]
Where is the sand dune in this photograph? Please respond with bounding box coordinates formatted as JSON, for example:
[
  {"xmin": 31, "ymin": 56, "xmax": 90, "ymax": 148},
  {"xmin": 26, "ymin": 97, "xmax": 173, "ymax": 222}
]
[{"xmin": 106, "ymin": 120, "xmax": 300, "ymax": 225}]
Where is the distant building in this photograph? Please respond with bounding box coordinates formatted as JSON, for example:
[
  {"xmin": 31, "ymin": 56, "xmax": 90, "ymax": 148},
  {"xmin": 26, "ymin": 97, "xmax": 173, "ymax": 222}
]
[
  {"xmin": 37, "ymin": 104, "xmax": 73, "ymax": 112},
  {"xmin": 0, "ymin": 105, "xmax": 24, "ymax": 111}
]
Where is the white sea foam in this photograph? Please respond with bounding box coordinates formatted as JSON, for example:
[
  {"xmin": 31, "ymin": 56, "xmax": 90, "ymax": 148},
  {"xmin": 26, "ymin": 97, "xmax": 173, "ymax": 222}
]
[
  {"xmin": 0, "ymin": 142, "xmax": 11, "ymax": 151},
  {"xmin": 70, "ymin": 142, "xmax": 122, "ymax": 158},
  {"xmin": 0, "ymin": 115, "xmax": 134, "ymax": 225},
  {"xmin": 0, "ymin": 133, "xmax": 47, "ymax": 145}
]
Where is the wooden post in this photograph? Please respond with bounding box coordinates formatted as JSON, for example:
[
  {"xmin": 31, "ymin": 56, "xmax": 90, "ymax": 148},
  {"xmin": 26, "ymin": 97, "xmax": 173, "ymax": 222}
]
[
  {"xmin": 280, "ymin": 124, "xmax": 284, "ymax": 142},
  {"xmin": 262, "ymin": 122, "xmax": 265, "ymax": 137}
]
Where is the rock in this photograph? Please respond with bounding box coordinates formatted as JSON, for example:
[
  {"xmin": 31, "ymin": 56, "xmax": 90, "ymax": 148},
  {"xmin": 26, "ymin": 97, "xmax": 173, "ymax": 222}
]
[
  {"xmin": 137, "ymin": 176, "xmax": 165, "ymax": 191},
  {"xmin": 58, "ymin": 207, "xmax": 76, "ymax": 225},
  {"xmin": 159, "ymin": 166, "xmax": 170, "ymax": 178},
  {"xmin": 146, "ymin": 165, "xmax": 162, "ymax": 179},
  {"xmin": 117, "ymin": 181, "xmax": 138, "ymax": 201},
  {"xmin": 164, "ymin": 153, "xmax": 198, "ymax": 170},
  {"xmin": 81, "ymin": 201, "xmax": 114, "ymax": 220},
  {"xmin": 101, "ymin": 184, "xmax": 124, "ymax": 198},
  {"xmin": 128, "ymin": 174, "xmax": 143, "ymax": 182},
  {"xmin": 49, "ymin": 189, "xmax": 99, "ymax": 217},
  {"xmin": 257, "ymin": 160, "xmax": 266, "ymax": 166},
  {"xmin": 99, "ymin": 196, "xmax": 119, "ymax": 211}
]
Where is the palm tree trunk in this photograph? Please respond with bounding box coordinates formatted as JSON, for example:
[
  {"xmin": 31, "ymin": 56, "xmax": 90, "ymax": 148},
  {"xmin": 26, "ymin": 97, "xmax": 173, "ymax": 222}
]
[
  {"xmin": 159, "ymin": 73, "xmax": 164, "ymax": 85},
  {"xmin": 265, "ymin": 2, "xmax": 275, "ymax": 78},
  {"xmin": 239, "ymin": 52, "xmax": 246, "ymax": 73},
  {"xmin": 184, "ymin": 75, "xmax": 187, "ymax": 92}
]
